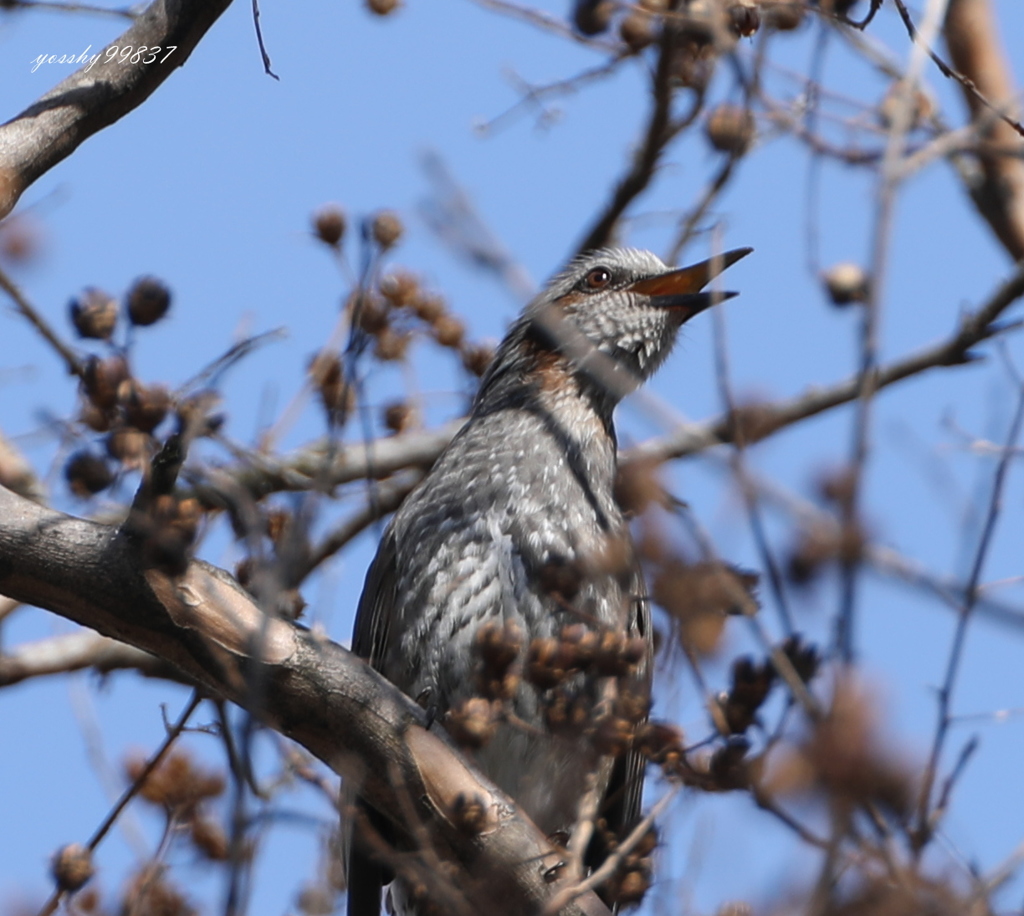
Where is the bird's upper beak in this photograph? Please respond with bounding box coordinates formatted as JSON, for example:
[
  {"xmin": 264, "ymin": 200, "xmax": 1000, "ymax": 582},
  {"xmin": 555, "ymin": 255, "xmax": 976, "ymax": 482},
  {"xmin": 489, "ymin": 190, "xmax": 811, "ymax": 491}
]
[{"xmin": 628, "ymin": 247, "xmax": 753, "ymax": 317}]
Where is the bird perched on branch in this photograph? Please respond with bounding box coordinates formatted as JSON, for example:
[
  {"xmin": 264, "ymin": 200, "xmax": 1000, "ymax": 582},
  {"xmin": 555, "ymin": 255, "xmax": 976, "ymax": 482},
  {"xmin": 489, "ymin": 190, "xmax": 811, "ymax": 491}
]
[{"xmin": 348, "ymin": 245, "xmax": 751, "ymax": 915}]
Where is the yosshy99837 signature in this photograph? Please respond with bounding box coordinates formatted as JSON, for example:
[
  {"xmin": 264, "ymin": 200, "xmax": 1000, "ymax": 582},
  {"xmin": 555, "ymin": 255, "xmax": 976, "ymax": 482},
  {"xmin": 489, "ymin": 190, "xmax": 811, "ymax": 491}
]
[{"xmin": 31, "ymin": 45, "xmax": 177, "ymax": 74}]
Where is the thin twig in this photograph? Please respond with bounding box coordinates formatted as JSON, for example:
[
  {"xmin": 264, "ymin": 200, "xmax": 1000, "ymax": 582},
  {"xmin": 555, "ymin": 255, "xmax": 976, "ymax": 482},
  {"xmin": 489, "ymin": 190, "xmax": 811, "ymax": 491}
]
[
  {"xmin": 710, "ymin": 265, "xmax": 796, "ymax": 637},
  {"xmin": 35, "ymin": 691, "xmax": 202, "ymax": 916},
  {"xmin": 542, "ymin": 788, "xmax": 677, "ymax": 915},
  {"xmin": 250, "ymin": 0, "xmax": 279, "ymax": 79},
  {"xmin": 836, "ymin": 0, "xmax": 951, "ymax": 662},
  {"xmin": 893, "ymin": 0, "xmax": 1024, "ymax": 138},
  {"xmin": 0, "ymin": 264, "xmax": 82, "ymax": 377},
  {"xmin": 913, "ymin": 365, "xmax": 1024, "ymax": 851}
]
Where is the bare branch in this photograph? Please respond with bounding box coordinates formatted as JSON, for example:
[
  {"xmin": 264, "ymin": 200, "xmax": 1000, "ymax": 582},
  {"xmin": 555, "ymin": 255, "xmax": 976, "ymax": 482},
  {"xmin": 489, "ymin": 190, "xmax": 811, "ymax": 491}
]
[
  {"xmin": 943, "ymin": 0, "xmax": 1024, "ymax": 259},
  {"xmin": 0, "ymin": 263, "xmax": 82, "ymax": 377},
  {"xmin": 0, "ymin": 630, "xmax": 184, "ymax": 686},
  {"xmin": 0, "ymin": 0, "xmax": 234, "ymax": 220}
]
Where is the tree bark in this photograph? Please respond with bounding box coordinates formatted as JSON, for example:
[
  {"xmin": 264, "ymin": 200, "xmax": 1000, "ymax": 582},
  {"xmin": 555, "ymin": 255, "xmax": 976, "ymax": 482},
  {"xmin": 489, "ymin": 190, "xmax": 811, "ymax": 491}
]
[{"xmin": 0, "ymin": 0, "xmax": 234, "ymax": 220}]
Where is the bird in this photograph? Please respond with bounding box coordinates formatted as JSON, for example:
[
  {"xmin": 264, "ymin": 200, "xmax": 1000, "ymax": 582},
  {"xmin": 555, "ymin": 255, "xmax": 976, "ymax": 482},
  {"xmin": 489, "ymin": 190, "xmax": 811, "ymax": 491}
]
[{"xmin": 347, "ymin": 245, "xmax": 751, "ymax": 915}]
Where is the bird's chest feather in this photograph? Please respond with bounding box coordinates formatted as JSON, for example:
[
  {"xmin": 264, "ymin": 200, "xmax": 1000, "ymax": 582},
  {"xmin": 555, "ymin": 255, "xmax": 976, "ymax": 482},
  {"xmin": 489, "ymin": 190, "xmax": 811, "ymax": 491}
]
[{"xmin": 385, "ymin": 403, "xmax": 629, "ymax": 701}]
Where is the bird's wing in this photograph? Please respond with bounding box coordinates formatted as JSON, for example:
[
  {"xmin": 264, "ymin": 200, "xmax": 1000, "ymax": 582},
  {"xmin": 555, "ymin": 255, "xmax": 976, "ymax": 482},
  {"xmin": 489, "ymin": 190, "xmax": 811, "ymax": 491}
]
[
  {"xmin": 619, "ymin": 579, "xmax": 653, "ymax": 836},
  {"xmin": 589, "ymin": 569, "xmax": 653, "ymax": 911},
  {"xmin": 352, "ymin": 526, "xmax": 398, "ymax": 667},
  {"xmin": 346, "ymin": 529, "xmax": 399, "ymax": 916}
]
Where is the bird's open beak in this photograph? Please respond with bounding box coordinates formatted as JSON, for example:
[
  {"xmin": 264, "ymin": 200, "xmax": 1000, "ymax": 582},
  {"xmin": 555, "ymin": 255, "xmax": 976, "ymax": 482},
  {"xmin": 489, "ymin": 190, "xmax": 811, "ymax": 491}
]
[{"xmin": 628, "ymin": 247, "xmax": 753, "ymax": 316}]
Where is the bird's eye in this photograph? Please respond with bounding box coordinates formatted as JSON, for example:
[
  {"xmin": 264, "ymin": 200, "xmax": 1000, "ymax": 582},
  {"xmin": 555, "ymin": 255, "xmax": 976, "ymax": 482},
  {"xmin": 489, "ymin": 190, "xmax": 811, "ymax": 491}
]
[{"xmin": 584, "ymin": 267, "xmax": 612, "ymax": 291}]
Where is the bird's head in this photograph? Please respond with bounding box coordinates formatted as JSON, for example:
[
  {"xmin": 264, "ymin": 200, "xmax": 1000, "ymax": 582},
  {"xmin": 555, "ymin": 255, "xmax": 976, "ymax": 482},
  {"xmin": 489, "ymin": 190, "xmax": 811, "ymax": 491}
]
[{"xmin": 521, "ymin": 246, "xmax": 752, "ymax": 394}]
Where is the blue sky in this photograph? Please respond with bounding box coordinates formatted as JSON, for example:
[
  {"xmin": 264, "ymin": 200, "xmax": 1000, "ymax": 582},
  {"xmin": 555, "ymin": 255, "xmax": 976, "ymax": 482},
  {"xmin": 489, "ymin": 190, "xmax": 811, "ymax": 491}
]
[{"xmin": 2, "ymin": 1, "xmax": 1024, "ymax": 913}]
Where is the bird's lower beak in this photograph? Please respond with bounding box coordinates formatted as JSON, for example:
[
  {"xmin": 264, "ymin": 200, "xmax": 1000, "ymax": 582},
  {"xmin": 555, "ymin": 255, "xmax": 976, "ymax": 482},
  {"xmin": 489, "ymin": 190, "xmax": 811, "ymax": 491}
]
[{"xmin": 629, "ymin": 247, "xmax": 752, "ymax": 316}]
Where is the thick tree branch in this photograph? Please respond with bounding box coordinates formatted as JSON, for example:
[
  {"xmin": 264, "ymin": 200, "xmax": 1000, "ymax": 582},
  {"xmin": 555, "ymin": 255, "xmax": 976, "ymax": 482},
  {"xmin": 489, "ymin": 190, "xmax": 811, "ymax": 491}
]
[
  {"xmin": 943, "ymin": 0, "xmax": 1024, "ymax": 260},
  {"xmin": 0, "ymin": 0, "xmax": 233, "ymax": 220},
  {"xmin": 0, "ymin": 484, "xmax": 610, "ymax": 916}
]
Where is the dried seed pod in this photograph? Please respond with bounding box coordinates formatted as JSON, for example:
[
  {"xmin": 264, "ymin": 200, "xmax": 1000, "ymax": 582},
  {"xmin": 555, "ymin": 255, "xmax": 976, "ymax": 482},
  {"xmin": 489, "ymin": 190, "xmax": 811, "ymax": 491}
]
[
  {"xmin": 126, "ymin": 749, "xmax": 225, "ymax": 811},
  {"xmin": 106, "ymin": 427, "xmax": 150, "ymax": 467},
  {"xmin": 559, "ymin": 624, "xmax": 599, "ymax": 668},
  {"xmin": 51, "ymin": 843, "xmax": 94, "ymax": 892},
  {"xmin": 634, "ymin": 720, "xmax": 684, "ymax": 768},
  {"xmin": 121, "ymin": 381, "xmax": 171, "ymax": 433},
  {"xmin": 786, "ymin": 523, "xmax": 836, "ymax": 584},
  {"xmin": 816, "ymin": 466, "xmax": 857, "ymax": 509},
  {"xmin": 432, "ymin": 314, "xmax": 465, "ymax": 349},
  {"xmin": 653, "ymin": 559, "xmax": 758, "ymax": 655},
  {"xmin": 0, "ymin": 215, "xmax": 42, "ymax": 266},
  {"xmin": 762, "ymin": 1, "xmax": 805, "ymax": 29},
  {"xmin": 350, "ymin": 291, "xmax": 390, "ymax": 335},
  {"xmin": 620, "ymin": 9, "xmax": 657, "ymax": 52},
  {"xmin": 412, "ymin": 292, "xmax": 446, "ymax": 323},
  {"xmin": 616, "ymin": 682, "xmax": 652, "ymax": 724},
  {"xmin": 379, "ymin": 270, "xmax": 420, "ymax": 308},
  {"xmin": 823, "ymin": 262, "xmax": 870, "ymax": 306},
  {"xmin": 366, "ymin": 0, "xmax": 400, "ymax": 15},
  {"xmin": 526, "ymin": 637, "xmax": 576, "ymax": 690},
  {"xmin": 816, "ymin": 0, "xmax": 859, "ymax": 16},
  {"xmin": 717, "ymin": 655, "xmax": 775, "ymax": 734},
  {"xmin": 614, "ymin": 456, "xmax": 667, "ymax": 516},
  {"xmin": 265, "ymin": 508, "xmax": 292, "ymax": 544},
  {"xmin": 707, "ymin": 736, "xmax": 751, "ymax": 789},
  {"xmin": 573, "ymin": 0, "xmax": 613, "ymax": 34},
  {"xmin": 543, "ymin": 686, "xmax": 591, "ymax": 732},
  {"xmin": 727, "ymin": 399, "xmax": 780, "ymax": 445},
  {"xmin": 446, "ymin": 698, "xmax": 498, "ymax": 749},
  {"xmin": 370, "ymin": 210, "xmax": 403, "ymax": 250},
  {"xmin": 309, "ymin": 351, "xmax": 355, "ymax": 423},
  {"xmin": 678, "ymin": 0, "xmax": 731, "ymax": 46},
  {"xmin": 727, "ymin": 2, "xmax": 760, "ymax": 36},
  {"xmin": 65, "ymin": 450, "xmax": 114, "ymax": 497},
  {"xmin": 190, "ymin": 817, "xmax": 229, "ymax": 861},
  {"xmin": 671, "ymin": 39, "xmax": 717, "ymax": 91},
  {"xmin": 475, "ymin": 621, "xmax": 524, "ymax": 673},
  {"xmin": 126, "ymin": 276, "xmax": 171, "ymax": 326},
  {"xmin": 374, "ymin": 327, "xmax": 411, "ymax": 362},
  {"xmin": 803, "ymin": 678, "xmax": 913, "ymax": 814},
  {"xmin": 606, "ymin": 867, "xmax": 650, "ymax": 907},
  {"xmin": 591, "ymin": 630, "xmax": 635, "ymax": 676},
  {"xmin": 461, "ymin": 342, "xmax": 494, "ymax": 377},
  {"xmin": 473, "ymin": 621, "xmax": 523, "ymax": 700},
  {"xmin": 79, "ymin": 401, "xmax": 115, "ymax": 433},
  {"xmin": 70, "ymin": 288, "xmax": 118, "ymax": 340},
  {"xmin": 705, "ymin": 104, "xmax": 756, "ymax": 155},
  {"xmin": 122, "ymin": 868, "xmax": 193, "ymax": 916},
  {"xmin": 778, "ymin": 633, "xmax": 820, "ymax": 683},
  {"xmin": 313, "ymin": 205, "xmax": 346, "ymax": 247},
  {"xmin": 591, "ymin": 714, "xmax": 634, "ymax": 757}
]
